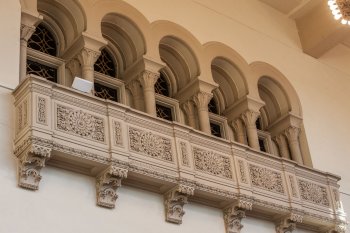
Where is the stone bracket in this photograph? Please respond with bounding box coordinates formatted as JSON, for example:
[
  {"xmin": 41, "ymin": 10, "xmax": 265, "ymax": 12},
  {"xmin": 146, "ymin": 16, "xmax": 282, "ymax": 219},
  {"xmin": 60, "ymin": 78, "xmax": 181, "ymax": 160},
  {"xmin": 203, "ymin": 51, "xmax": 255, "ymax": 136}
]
[
  {"xmin": 275, "ymin": 212, "xmax": 303, "ymax": 233},
  {"xmin": 325, "ymin": 221, "xmax": 347, "ymax": 233},
  {"xmin": 96, "ymin": 165, "xmax": 128, "ymax": 208},
  {"xmin": 164, "ymin": 184, "xmax": 195, "ymax": 224},
  {"xmin": 17, "ymin": 144, "xmax": 52, "ymax": 190}
]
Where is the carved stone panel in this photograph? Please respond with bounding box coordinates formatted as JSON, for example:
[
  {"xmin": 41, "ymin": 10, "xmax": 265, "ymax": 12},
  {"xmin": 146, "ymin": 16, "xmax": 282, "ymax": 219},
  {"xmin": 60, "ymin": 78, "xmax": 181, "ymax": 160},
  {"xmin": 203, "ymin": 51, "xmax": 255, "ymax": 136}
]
[
  {"xmin": 298, "ymin": 179, "xmax": 330, "ymax": 207},
  {"xmin": 193, "ymin": 147, "xmax": 232, "ymax": 179},
  {"xmin": 238, "ymin": 160, "xmax": 248, "ymax": 184},
  {"xmin": 56, "ymin": 104, "xmax": 105, "ymax": 142},
  {"xmin": 288, "ymin": 175, "xmax": 298, "ymax": 198},
  {"xmin": 129, "ymin": 127, "xmax": 173, "ymax": 162},
  {"xmin": 37, "ymin": 97, "xmax": 47, "ymax": 125},
  {"xmin": 180, "ymin": 141, "xmax": 190, "ymax": 167},
  {"xmin": 249, "ymin": 164, "xmax": 285, "ymax": 194},
  {"xmin": 16, "ymin": 99, "xmax": 29, "ymax": 134},
  {"xmin": 113, "ymin": 120, "xmax": 123, "ymax": 146}
]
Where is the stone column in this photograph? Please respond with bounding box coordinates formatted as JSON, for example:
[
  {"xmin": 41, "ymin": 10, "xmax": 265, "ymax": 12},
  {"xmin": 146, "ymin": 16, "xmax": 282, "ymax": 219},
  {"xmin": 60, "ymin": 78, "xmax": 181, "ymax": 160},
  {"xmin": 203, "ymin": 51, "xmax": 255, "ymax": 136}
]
[
  {"xmin": 274, "ymin": 134, "xmax": 290, "ymax": 159},
  {"xmin": 20, "ymin": 24, "xmax": 36, "ymax": 81},
  {"xmin": 284, "ymin": 127, "xmax": 303, "ymax": 165},
  {"xmin": 126, "ymin": 80, "xmax": 144, "ymax": 111},
  {"xmin": 192, "ymin": 91, "xmax": 213, "ymax": 134},
  {"xmin": 182, "ymin": 101, "xmax": 197, "ymax": 129},
  {"xmin": 76, "ymin": 48, "xmax": 101, "ymax": 83},
  {"xmin": 241, "ymin": 110, "xmax": 260, "ymax": 150},
  {"xmin": 138, "ymin": 70, "xmax": 159, "ymax": 116},
  {"xmin": 231, "ymin": 118, "xmax": 247, "ymax": 145}
]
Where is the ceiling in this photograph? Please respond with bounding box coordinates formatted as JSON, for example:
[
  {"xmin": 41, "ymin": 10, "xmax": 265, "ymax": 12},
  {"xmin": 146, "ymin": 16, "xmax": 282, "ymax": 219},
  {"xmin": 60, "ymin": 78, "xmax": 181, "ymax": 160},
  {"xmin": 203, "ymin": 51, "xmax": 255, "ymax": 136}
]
[{"xmin": 260, "ymin": 0, "xmax": 350, "ymax": 58}]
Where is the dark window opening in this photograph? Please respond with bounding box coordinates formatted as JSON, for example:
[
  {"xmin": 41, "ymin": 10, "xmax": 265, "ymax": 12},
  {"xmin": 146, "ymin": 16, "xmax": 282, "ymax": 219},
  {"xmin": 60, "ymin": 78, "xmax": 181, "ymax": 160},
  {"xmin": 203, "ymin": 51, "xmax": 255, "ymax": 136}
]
[
  {"xmin": 28, "ymin": 24, "xmax": 57, "ymax": 56},
  {"xmin": 26, "ymin": 60, "xmax": 57, "ymax": 83},
  {"xmin": 94, "ymin": 82, "xmax": 118, "ymax": 102},
  {"xmin": 208, "ymin": 98, "xmax": 218, "ymax": 114},
  {"xmin": 210, "ymin": 122, "xmax": 222, "ymax": 137},
  {"xmin": 156, "ymin": 104, "xmax": 173, "ymax": 121},
  {"xmin": 258, "ymin": 138, "xmax": 267, "ymax": 152},
  {"xmin": 94, "ymin": 49, "xmax": 116, "ymax": 77},
  {"xmin": 256, "ymin": 117, "xmax": 262, "ymax": 130},
  {"xmin": 154, "ymin": 73, "xmax": 170, "ymax": 97}
]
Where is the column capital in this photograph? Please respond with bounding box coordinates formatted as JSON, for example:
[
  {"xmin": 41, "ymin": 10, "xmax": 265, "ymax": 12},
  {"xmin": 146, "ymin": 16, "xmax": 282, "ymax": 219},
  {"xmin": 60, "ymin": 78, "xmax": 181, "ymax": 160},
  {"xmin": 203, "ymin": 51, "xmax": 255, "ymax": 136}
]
[
  {"xmin": 284, "ymin": 126, "xmax": 301, "ymax": 142},
  {"xmin": 76, "ymin": 47, "xmax": 101, "ymax": 67},
  {"xmin": 240, "ymin": 110, "xmax": 260, "ymax": 127},
  {"xmin": 96, "ymin": 165, "xmax": 128, "ymax": 208},
  {"xmin": 181, "ymin": 100, "xmax": 195, "ymax": 116},
  {"xmin": 66, "ymin": 58, "xmax": 81, "ymax": 78},
  {"xmin": 192, "ymin": 91, "xmax": 213, "ymax": 110},
  {"xmin": 230, "ymin": 118, "xmax": 247, "ymax": 145},
  {"xmin": 273, "ymin": 134, "xmax": 290, "ymax": 159},
  {"xmin": 164, "ymin": 184, "xmax": 194, "ymax": 224},
  {"xmin": 138, "ymin": 70, "xmax": 159, "ymax": 89},
  {"xmin": 20, "ymin": 24, "xmax": 36, "ymax": 42},
  {"xmin": 126, "ymin": 80, "xmax": 142, "ymax": 96}
]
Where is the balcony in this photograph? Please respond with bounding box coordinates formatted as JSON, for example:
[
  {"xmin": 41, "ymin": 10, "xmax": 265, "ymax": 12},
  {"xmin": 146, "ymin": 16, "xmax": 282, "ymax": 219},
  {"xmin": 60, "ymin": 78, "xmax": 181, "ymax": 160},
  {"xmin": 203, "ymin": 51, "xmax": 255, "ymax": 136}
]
[{"xmin": 13, "ymin": 75, "xmax": 347, "ymax": 232}]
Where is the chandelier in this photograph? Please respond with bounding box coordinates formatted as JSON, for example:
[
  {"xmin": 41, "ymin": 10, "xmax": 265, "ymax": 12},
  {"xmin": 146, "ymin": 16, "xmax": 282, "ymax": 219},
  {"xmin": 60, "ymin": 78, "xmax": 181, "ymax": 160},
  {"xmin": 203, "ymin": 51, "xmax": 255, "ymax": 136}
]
[{"xmin": 328, "ymin": 0, "xmax": 350, "ymax": 25}]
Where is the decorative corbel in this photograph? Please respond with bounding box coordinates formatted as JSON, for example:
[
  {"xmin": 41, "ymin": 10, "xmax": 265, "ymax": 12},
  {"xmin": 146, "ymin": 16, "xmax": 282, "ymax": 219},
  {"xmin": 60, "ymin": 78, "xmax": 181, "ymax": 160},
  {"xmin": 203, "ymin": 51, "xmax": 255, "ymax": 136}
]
[
  {"xmin": 164, "ymin": 184, "xmax": 195, "ymax": 224},
  {"xmin": 326, "ymin": 222, "xmax": 347, "ymax": 233},
  {"xmin": 17, "ymin": 144, "xmax": 52, "ymax": 190},
  {"xmin": 96, "ymin": 165, "xmax": 128, "ymax": 208},
  {"xmin": 275, "ymin": 212, "xmax": 303, "ymax": 233},
  {"xmin": 224, "ymin": 199, "xmax": 253, "ymax": 233}
]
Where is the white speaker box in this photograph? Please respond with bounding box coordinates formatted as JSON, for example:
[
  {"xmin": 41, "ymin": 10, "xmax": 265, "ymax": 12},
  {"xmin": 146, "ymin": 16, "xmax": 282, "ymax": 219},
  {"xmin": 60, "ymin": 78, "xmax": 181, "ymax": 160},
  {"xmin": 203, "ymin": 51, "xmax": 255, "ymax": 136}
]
[{"xmin": 71, "ymin": 77, "xmax": 93, "ymax": 93}]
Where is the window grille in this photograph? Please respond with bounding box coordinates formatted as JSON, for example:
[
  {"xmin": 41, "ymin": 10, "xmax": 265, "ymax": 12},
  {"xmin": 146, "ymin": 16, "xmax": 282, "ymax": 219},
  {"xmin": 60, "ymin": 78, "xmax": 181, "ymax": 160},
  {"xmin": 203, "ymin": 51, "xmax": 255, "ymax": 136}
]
[
  {"xmin": 26, "ymin": 59, "xmax": 57, "ymax": 83},
  {"xmin": 156, "ymin": 104, "xmax": 173, "ymax": 121},
  {"xmin": 154, "ymin": 73, "xmax": 169, "ymax": 97},
  {"xmin": 210, "ymin": 122, "xmax": 222, "ymax": 137},
  {"xmin": 28, "ymin": 24, "xmax": 57, "ymax": 56},
  {"xmin": 94, "ymin": 82, "xmax": 118, "ymax": 102},
  {"xmin": 94, "ymin": 49, "xmax": 116, "ymax": 77}
]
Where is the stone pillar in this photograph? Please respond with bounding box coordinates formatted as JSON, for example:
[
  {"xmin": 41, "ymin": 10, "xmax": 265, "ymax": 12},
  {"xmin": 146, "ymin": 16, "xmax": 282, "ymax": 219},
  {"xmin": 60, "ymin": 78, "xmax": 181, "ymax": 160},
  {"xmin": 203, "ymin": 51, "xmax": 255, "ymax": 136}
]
[
  {"xmin": 138, "ymin": 70, "xmax": 159, "ymax": 116},
  {"xmin": 192, "ymin": 91, "xmax": 213, "ymax": 134},
  {"xmin": 274, "ymin": 134, "xmax": 290, "ymax": 159},
  {"xmin": 76, "ymin": 48, "xmax": 101, "ymax": 83},
  {"xmin": 126, "ymin": 80, "xmax": 144, "ymax": 111},
  {"xmin": 182, "ymin": 101, "xmax": 197, "ymax": 129},
  {"xmin": 20, "ymin": 24, "xmax": 36, "ymax": 81},
  {"xmin": 241, "ymin": 110, "xmax": 260, "ymax": 150},
  {"xmin": 284, "ymin": 127, "xmax": 303, "ymax": 165},
  {"xmin": 231, "ymin": 118, "xmax": 247, "ymax": 145}
]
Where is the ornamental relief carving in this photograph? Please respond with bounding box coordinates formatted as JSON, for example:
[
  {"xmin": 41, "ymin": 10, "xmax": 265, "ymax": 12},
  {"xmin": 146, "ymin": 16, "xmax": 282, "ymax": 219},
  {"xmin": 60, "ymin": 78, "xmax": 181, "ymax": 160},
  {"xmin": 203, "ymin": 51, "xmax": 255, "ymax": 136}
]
[
  {"xmin": 113, "ymin": 120, "xmax": 122, "ymax": 146},
  {"xmin": 37, "ymin": 97, "xmax": 47, "ymax": 125},
  {"xmin": 56, "ymin": 104, "xmax": 105, "ymax": 142},
  {"xmin": 289, "ymin": 175, "xmax": 298, "ymax": 198},
  {"xmin": 16, "ymin": 99, "xmax": 29, "ymax": 134},
  {"xmin": 298, "ymin": 179, "xmax": 330, "ymax": 207},
  {"xmin": 238, "ymin": 160, "xmax": 248, "ymax": 184},
  {"xmin": 129, "ymin": 127, "xmax": 173, "ymax": 162},
  {"xmin": 249, "ymin": 164, "xmax": 285, "ymax": 194},
  {"xmin": 180, "ymin": 142, "xmax": 190, "ymax": 167},
  {"xmin": 193, "ymin": 147, "xmax": 232, "ymax": 179}
]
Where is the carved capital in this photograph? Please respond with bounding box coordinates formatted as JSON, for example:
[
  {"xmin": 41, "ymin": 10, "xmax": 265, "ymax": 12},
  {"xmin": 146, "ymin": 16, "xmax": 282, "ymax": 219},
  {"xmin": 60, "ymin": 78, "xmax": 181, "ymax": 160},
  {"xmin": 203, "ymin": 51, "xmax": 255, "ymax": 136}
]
[
  {"xmin": 275, "ymin": 213, "xmax": 303, "ymax": 233},
  {"xmin": 66, "ymin": 58, "xmax": 82, "ymax": 78},
  {"xmin": 20, "ymin": 24, "xmax": 36, "ymax": 42},
  {"xmin": 284, "ymin": 126, "xmax": 301, "ymax": 142},
  {"xmin": 126, "ymin": 80, "xmax": 142, "ymax": 97},
  {"xmin": 273, "ymin": 134, "xmax": 290, "ymax": 159},
  {"xmin": 96, "ymin": 166, "xmax": 128, "ymax": 208},
  {"xmin": 164, "ymin": 185, "xmax": 194, "ymax": 224},
  {"xmin": 192, "ymin": 91, "xmax": 213, "ymax": 110},
  {"xmin": 76, "ymin": 48, "xmax": 101, "ymax": 67},
  {"xmin": 241, "ymin": 110, "xmax": 260, "ymax": 127},
  {"xmin": 181, "ymin": 100, "xmax": 195, "ymax": 116},
  {"xmin": 224, "ymin": 206, "xmax": 246, "ymax": 233},
  {"xmin": 138, "ymin": 70, "xmax": 159, "ymax": 89},
  {"xmin": 17, "ymin": 145, "xmax": 52, "ymax": 190}
]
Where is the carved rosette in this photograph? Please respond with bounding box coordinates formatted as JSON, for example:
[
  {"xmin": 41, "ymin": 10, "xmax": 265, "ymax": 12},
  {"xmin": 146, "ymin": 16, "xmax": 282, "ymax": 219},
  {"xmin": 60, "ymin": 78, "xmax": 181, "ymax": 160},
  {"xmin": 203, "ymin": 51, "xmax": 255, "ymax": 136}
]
[
  {"xmin": 164, "ymin": 185, "xmax": 194, "ymax": 224},
  {"xmin": 275, "ymin": 213, "xmax": 303, "ymax": 233},
  {"xmin": 96, "ymin": 166, "xmax": 128, "ymax": 208},
  {"xmin": 17, "ymin": 144, "xmax": 52, "ymax": 190}
]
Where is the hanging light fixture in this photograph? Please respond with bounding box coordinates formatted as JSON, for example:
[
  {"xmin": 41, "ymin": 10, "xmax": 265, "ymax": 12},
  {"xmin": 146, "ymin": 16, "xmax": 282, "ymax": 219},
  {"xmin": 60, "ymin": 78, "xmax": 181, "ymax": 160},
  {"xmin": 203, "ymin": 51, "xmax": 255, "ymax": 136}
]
[{"xmin": 328, "ymin": 0, "xmax": 350, "ymax": 25}]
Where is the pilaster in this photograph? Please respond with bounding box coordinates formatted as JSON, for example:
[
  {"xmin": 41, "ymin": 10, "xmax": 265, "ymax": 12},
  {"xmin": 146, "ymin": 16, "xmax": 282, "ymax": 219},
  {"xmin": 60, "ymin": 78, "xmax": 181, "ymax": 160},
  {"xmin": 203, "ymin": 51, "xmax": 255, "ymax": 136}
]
[
  {"xmin": 164, "ymin": 184, "xmax": 194, "ymax": 224},
  {"xmin": 96, "ymin": 165, "xmax": 128, "ymax": 208}
]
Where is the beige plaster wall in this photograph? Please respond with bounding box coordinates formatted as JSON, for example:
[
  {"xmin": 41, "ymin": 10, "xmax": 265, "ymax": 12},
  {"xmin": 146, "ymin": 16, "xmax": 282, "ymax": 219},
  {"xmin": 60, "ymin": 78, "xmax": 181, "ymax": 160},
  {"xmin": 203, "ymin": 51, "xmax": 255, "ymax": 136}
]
[{"xmin": 0, "ymin": 0, "xmax": 349, "ymax": 233}]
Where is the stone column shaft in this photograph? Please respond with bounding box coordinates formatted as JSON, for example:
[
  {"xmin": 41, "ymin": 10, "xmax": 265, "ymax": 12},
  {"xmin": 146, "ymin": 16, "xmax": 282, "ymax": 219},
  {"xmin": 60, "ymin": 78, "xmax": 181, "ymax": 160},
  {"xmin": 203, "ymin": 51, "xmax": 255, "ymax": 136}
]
[
  {"xmin": 138, "ymin": 71, "xmax": 159, "ymax": 116},
  {"xmin": 192, "ymin": 92, "xmax": 213, "ymax": 134},
  {"xmin": 127, "ymin": 80, "xmax": 144, "ymax": 111},
  {"xmin": 241, "ymin": 110, "xmax": 260, "ymax": 150},
  {"xmin": 231, "ymin": 118, "xmax": 247, "ymax": 145},
  {"xmin": 76, "ymin": 48, "xmax": 101, "ymax": 83},
  {"xmin": 182, "ymin": 101, "xmax": 197, "ymax": 129},
  {"xmin": 20, "ymin": 24, "xmax": 36, "ymax": 81},
  {"xmin": 284, "ymin": 127, "xmax": 303, "ymax": 165},
  {"xmin": 274, "ymin": 134, "xmax": 290, "ymax": 159}
]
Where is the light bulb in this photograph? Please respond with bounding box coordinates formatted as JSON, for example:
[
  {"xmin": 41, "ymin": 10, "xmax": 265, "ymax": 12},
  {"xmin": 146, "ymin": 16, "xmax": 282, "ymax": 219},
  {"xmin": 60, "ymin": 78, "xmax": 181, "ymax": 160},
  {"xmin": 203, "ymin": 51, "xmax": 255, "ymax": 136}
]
[
  {"xmin": 330, "ymin": 5, "xmax": 338, "ymax": 10},
  {"xmin": 328, "ymin": 0, "xmax": 335, "ymax": 5},
  {"xmin": 341, "ymin": 19, "xmax": 347, "ymax": 24},
  {"xmin": 334, "ymin": 14, "xmax": 342, "ymax": 20},
  {"xmin": 332, "ymin": 9, "xmax": 340, "ymax": 15}
]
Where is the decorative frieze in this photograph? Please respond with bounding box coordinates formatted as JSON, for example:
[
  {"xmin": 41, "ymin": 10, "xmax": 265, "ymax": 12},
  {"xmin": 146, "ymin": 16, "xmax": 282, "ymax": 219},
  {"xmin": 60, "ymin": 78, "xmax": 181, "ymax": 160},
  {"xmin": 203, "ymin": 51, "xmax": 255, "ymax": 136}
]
[
  {"xmin": 193, "ymin": 147, "xmax": 232, "ymax": 179},
  {"xmin": 238, "ymin": 160, "xmax": 248, "ymax": 184},
  {"xmin": 96, "ymin": 166, "xmax": 128, "ymax": 208},
  {"xmin": 164, "ymin": 185, "xmax": 194, "ymax": 224},
  {"xmin": 298, "ymin": 179, "xmax": 330, "ymax": 207},
  {"xmin": 37, "ymin": 97, "xmax": 47, "ymax": 125},
  {"xmin": 249, "ymin": 164, "xmax": 285, "ymax": 194},
  {"xmin": 56, "ymin": 104, "xmax": 105, "ymax": 142},
  {"xmin": 180, "ymin": 141, "xmax": 190, "ymax": 167},
  {"xmin": 129, "ymin": 127, "xmax": 173, "ymax": 162}
]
